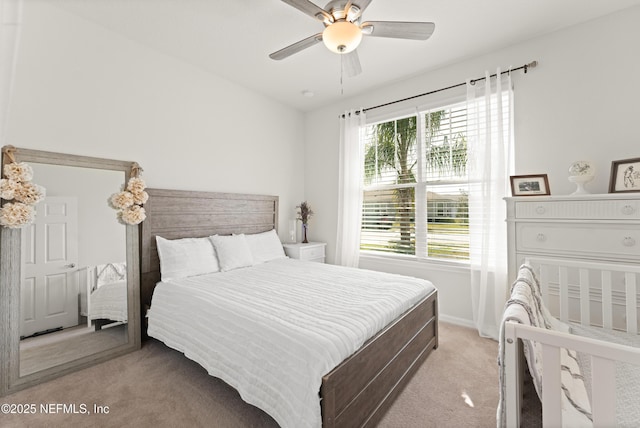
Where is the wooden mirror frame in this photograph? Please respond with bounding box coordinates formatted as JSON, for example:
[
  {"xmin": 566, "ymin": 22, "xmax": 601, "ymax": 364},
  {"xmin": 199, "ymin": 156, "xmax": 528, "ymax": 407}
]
[{"xmin": 0, "ymin": 146, "xmax": 141, "ymax": 397}]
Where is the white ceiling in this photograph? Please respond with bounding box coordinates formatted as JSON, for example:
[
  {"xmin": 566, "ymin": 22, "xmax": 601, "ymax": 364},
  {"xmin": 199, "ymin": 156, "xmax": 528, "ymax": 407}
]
[{"xmin": 49, "ymin": 0, "xmax": 640, "ymax": 112}]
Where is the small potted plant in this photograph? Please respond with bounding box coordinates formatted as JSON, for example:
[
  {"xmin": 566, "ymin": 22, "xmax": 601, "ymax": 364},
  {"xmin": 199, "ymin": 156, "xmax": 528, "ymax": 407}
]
[{"xmin": 296, "ymin": 201, "xmax": 314, "ymax": 243}]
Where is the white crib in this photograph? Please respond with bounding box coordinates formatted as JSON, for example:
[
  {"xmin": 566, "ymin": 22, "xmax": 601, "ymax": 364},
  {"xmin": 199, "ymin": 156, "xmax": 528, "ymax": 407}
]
[
  {"xmin": 81, "ymin": 263, "xmax": 128, "ymax": 329},
  {"xmin": 501, "ymin": 257, "xmax": 640, "ymax": 427}
]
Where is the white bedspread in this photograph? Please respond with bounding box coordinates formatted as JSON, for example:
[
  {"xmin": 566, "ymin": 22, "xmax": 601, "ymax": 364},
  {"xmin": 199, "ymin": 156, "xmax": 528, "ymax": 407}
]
[
  {"xmin": 147, "ymin": 258, "xmax": 435, "ymax": 428},
  {"xmin": 88, "ymin": 280, "xmax": 127, "ymax": 322}
]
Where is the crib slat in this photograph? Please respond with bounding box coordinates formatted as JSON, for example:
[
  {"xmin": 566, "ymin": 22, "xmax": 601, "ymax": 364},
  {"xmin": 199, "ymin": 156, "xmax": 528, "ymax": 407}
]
[
  {"xmin": 626, "ymin": 273, "xmax": 638, "ymax": 334},
  {"xmin": 559, "ymin": 267, "xmax": 569, "ymax": 323},
  {"xmin": 540, "ymin": 265, "xmax": 550, "ymax": 303},
  {"xmin": 579, "ymin": 268, "xmax": 590, "ymax": 326},
  {"xmin": 591, "ymin": 356, "xmax": 616, "ymax": 427},
  {"xmin": 541, "ymin": 344, "xmax": 562, "ymax": 427},
  {"xmin": 601, "ymin": 270, "xmax": 613, "ymax": 330}
]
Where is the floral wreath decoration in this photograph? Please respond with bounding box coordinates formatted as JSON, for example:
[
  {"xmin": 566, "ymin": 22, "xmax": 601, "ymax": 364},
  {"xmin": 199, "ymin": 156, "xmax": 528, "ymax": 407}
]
[
  {"xmin": 109, "ymin": 162, "xmax": 147, "ymax": 225},
  {"xmin": 0, "ymin": 146, "xmax": 46, "ymax": 229}
]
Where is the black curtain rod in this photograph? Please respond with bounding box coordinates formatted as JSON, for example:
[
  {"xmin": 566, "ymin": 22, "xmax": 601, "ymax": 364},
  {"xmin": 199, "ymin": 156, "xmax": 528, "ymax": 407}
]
[{"xmin": 342, "ymin": 60, "xmax": 538, "ymax": 117}]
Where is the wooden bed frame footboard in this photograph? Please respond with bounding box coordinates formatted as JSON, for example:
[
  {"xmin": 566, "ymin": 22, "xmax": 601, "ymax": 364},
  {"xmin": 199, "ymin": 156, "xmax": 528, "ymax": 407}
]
[
  {"xmin": 140, "ymin": 188, "xmax": 439, "ymax": 428},
  {"xmin": 321, "ymin": 290, "xmax": 438, "ymax": 428}
]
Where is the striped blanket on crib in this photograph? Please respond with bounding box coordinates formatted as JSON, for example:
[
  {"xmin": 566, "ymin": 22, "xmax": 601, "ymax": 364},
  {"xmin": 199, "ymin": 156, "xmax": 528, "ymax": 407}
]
[{"xmin": 497, "ymin": 263, "xmax": 592, "ymax": 428}]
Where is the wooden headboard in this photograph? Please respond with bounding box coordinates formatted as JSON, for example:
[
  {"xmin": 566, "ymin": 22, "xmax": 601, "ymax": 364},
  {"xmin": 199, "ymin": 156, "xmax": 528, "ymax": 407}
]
[{"xmin": 139, "ymin": 188, "xmax": 279, "ymax": 313}]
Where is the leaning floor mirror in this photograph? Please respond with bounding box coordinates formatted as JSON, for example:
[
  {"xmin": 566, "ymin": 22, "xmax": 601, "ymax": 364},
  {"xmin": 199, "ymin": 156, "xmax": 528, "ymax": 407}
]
[{"xmin": 0, "ymin": 146, "xmax": 141, "ymax": 397}]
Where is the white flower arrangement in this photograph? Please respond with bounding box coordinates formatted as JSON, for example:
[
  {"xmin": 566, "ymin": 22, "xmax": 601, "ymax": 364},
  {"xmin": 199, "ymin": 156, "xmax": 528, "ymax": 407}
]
[
  {"xmin": 13, "ymin": 182, "xmax": 46, "ymax": 205},
  {"xmin": 109, "ymin": 171, "xmax": 147, "ymax": 225},
  {"xmin": 0, "ymin": 156, "xmax": 46, "ymax": 229},
  {"xmin": 127, "ymin": 177, "xmax": 146, "ymax": 193},
  {"xmin": 4, "ymin": 162, "xmax": 33, "ymax": 182},
  {"xmin": 110, "ymin": 191, "xmax": 135, "ymax": 209},
  {"xmin": 131, "ymin": 189, "xmax": 148, "ymax": 205},
  {"xmin": 0, "ymin": 202, "xmax": 35, "ymax": 228},
  {"xmin": 119, "ymin": 205, "xmax": 146, "ymax": 225},
  {"xmin": 0, "ymin": 178, "xmax": 19, "ymax": 200}
]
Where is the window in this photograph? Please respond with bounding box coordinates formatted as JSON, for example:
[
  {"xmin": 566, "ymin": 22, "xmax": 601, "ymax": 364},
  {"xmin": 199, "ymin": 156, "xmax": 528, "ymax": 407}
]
[{"xmin": 360, "ymin": 100, "xmax": 469, "ymax": 262}]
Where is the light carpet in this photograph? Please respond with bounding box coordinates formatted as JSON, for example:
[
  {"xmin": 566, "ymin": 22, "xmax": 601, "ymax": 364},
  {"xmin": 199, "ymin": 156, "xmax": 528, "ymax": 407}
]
[{"xmin": 2, "ymin": 322, "xmax": 499, "ymax": 428}]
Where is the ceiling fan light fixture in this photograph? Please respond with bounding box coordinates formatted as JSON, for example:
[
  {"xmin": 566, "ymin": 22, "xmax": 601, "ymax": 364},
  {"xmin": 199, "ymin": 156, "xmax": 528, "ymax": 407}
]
[{"xmin": 322, "ymin": 21, "xmax": 362, "ymax": 54}]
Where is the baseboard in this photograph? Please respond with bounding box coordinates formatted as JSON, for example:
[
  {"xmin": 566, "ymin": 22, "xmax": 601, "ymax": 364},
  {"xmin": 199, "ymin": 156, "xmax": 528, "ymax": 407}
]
[{"xmin": 439, "ymin": 314, "xmax": 475, "ymax": 329}]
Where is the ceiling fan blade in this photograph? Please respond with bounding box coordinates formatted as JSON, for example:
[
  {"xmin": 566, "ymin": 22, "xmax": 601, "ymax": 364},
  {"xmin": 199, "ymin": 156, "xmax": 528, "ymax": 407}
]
[
  {"xmin": 269, "ymin": 33, "xmax": 323, "ymax": 60},
  {"xmin": 349, "ymin": 0, "xmax": 372, "ymax": 21},
  {"xmin": 343, "ymin": 49, "xmax": 362, "ymax": 77},
  {"xmin": 361, "ymin": 21, "xmax": 435, "ymax": 40},
  {"xmin": 324, "ymin": 0, "xmax": 371, "ymax": 20},
  {"xmin": 280, "ymin": 0, "xmax": 334, "ymax": 24}
]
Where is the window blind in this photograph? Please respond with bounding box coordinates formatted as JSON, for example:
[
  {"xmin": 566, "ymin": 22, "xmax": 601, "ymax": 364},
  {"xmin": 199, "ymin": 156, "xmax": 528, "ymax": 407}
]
[{"xmin": 361, "ymin": 100, "xmax": 470, "ymax": 262}]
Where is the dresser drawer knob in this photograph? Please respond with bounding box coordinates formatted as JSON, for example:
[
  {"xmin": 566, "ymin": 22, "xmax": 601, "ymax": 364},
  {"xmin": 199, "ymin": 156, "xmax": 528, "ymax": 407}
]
[
  {"xmin": 536, "ymin": 233, "xmax": 546, "ymax": 242},
  {"xmin": 621, "ymin": 205, "xmax": 636, "ymax": 215},
  {"xmin": 535, "ymin": 206, "xmax": 546, "ymax": 215},
  {"xmin": 622, "ymin": 237, "xmax": 636, "ymax": 247}
]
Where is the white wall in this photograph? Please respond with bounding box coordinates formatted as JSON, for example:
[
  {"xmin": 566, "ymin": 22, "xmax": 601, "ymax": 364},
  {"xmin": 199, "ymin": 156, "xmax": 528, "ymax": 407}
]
[
  {"xmin": 31, "ymin": 163, "xmax": 126, "ymax": 269},
  {"xmin": 6, "ymin": 2, "xmax": 305, "ymax": 237},
  {"xmin": 304, "ymin": 6, "xmax": 640, "ymax": 326},
  {"xmin": 8, "ymin": 3, "xmax": 639, "ymax": 326}
]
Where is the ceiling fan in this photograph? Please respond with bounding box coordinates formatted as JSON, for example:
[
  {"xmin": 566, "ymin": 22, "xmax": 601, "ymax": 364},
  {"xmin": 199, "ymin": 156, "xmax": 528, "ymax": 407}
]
[{"xmin": 269, "ymin": 0, "xmax": 435, "ymax": 77}]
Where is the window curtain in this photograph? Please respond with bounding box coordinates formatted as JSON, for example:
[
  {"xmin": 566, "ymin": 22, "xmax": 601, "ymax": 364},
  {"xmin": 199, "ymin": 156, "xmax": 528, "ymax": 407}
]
[
  {"xmin": 335, "ymin": 109, "xmax": 366, "ymax": 267},
  {"xmin": 0, "ymin": 0, "xmax": 22, "ymax": 146},
  {"xmin": 466, "ymin": 69, "xmax": 514, "ymax": 339}
]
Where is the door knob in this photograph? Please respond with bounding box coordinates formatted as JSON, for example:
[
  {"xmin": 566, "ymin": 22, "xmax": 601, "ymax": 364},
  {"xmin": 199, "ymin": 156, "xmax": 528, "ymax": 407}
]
[{"xmin": 64, "ymin": 263, "xmax": 76, "ymax": 269}]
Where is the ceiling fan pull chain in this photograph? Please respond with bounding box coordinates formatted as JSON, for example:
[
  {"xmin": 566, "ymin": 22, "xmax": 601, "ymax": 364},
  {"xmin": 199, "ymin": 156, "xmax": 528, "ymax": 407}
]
[{"xmin": 340, "ymin": 54, "xmax": 344, "ymax": 95}]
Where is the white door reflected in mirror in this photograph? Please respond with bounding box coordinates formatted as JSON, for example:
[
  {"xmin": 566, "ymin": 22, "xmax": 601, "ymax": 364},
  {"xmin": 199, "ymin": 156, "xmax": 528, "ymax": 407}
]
[
  {"xmin": 18, "ymin": 163, "xmax": 128, "ymax": 377},
  {"xmin": 21, "ymin": 197, "xmax": 79, "ymax": 339}
]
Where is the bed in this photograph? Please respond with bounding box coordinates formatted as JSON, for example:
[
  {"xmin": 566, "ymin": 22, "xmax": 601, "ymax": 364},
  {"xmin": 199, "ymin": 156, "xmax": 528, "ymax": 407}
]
[
  {"xmin": 498, "ymin": 257, "xmax": 640, "ymax": 427},
  {"xmin": 84, "ymin": 262, "xmax": 128, "ymax": 330},
  {"xmin": 139, "ymin": 188, "xmax": 438, "ymax": 428}
]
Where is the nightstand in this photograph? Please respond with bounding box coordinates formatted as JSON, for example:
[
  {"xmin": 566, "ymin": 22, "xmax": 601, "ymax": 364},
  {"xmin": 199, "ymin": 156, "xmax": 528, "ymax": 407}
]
[{"xmin": 282, "ymin": 242, "xmax": 326, "ymax": 263}]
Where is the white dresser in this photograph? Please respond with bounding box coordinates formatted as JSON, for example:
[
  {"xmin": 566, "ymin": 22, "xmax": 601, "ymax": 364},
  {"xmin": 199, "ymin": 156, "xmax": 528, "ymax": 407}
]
[
  {"xmin": 505, "ymin": 194, "xmax": 640, "ymax": 283},
  {"xmin": 282, "ymin": 242, "xmax": 326, "ymax": 263}
]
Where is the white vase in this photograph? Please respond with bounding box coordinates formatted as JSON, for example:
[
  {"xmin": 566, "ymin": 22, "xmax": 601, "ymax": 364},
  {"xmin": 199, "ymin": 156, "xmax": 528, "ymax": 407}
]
[
  {"xmin": 568, "ymin": 174, "xmax": 594, "ymax": 195},
  {"xmin": 287, "ymin": 219, "xmax": 297, "ymax": 243},
  {"xmin": 568, "ymin": 161, "xmax": 595, "ymax": 195}
]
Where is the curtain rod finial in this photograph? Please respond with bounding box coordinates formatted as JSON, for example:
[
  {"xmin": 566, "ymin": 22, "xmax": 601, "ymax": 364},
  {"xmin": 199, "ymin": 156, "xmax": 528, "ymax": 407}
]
[{"xmin": 524, "ymin": 61, "xmax": 538, "ymax": 73}]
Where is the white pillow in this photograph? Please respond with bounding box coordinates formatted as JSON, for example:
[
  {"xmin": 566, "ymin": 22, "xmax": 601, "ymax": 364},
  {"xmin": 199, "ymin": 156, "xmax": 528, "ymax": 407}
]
[
  {"xmin": 209, "ymin": 234, "xmax": 254, "ymax": 271},
  {"xmin": 156, "ymin": 236, "xmax": 220, "ymax": 282},
  {"xmin": 245, "ymin": 229, "xmax": 286, "ymax": 265}
]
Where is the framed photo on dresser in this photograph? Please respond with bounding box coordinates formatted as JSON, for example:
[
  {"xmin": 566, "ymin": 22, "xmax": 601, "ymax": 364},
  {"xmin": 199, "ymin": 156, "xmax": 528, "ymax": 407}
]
[
  {"xmin": 609, "ymin": 157, "xmax": 640, "ymax": 193},
  {"xmin": 510, "ymin": 174, "xmax": 550, "ymax": 196}
]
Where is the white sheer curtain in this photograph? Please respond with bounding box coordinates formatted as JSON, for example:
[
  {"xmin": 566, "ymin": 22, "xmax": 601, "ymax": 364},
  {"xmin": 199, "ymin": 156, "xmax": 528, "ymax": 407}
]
[
  {"xmin": 466, "ymin": 69, "xmax": 514, "ymax": 339},
  {"xmin": 335, "ymin": 109, "xmax": 366, "ymax": 267},
  {"xmin": 0, "ymin": 0, "xmax": 22, "ymax": 146}
]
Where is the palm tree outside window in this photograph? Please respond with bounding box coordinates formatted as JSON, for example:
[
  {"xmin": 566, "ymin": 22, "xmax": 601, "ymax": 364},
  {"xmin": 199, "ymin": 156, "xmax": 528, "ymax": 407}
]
[{"xmin": 361, "ymin": 101, "xmax": 469, "ymax": 261}]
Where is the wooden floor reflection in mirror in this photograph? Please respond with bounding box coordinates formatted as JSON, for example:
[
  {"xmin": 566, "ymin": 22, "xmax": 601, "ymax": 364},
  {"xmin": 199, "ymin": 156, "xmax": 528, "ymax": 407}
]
[{"xmin": 20, "ymin": 325, "xmax": 127, "ymax": 376}]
